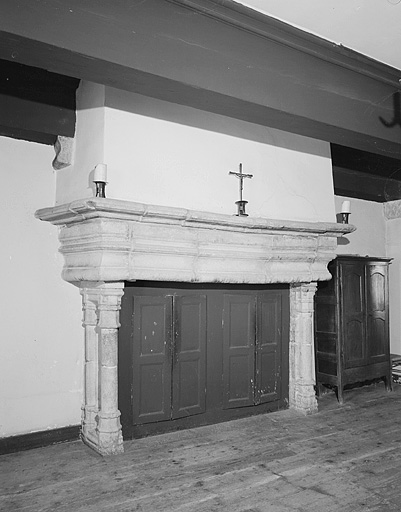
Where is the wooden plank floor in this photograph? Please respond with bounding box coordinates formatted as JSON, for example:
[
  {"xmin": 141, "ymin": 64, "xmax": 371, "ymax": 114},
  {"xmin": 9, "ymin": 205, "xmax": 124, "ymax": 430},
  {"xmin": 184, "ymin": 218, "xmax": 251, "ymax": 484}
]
[{"xmin": 1, "ymin": 383, "xmax": 401, "ymax": 512}]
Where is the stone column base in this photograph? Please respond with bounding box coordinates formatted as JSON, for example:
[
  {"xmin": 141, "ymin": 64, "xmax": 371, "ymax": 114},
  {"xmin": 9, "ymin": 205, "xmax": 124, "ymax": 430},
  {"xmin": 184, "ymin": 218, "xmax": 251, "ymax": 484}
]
[
  {"xmin": 81, "ymin": 427, "xmax": 124, "ymax": 456},
  {"xmin": 290, "ymin": 384, "xmax": 318, "ymax": 415}
]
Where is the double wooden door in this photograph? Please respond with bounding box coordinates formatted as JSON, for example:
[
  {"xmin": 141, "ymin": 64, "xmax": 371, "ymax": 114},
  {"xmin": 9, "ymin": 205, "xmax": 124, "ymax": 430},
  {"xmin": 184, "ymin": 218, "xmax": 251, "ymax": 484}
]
[
  {"xmin": 131, "ymin": 293, "xmax": 207, "ymax": 424},
  {"xmin": 341, "ymin": 260, "xmax": 389, "ymax": 369},
  {"xmin": 222, "ymin": 293, "xmax": 286, "ymax": 409},
  {"xmin": 119, "ymin": 283, "xmax": 289, "ymax": 437}
]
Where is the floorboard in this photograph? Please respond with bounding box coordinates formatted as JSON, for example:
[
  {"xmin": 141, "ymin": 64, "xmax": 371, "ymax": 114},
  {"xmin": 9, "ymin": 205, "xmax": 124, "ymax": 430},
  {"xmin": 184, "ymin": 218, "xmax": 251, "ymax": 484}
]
[{"xmin": 1, "ymin": 383, "xmax": 401, "ymax": 511}]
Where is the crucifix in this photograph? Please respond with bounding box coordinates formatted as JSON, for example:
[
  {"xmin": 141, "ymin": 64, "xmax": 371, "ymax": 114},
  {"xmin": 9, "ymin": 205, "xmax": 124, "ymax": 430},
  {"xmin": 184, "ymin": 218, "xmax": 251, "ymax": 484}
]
[{"xmin": 229, "ymin": 163, "xmax": 253, "ymax": 216}]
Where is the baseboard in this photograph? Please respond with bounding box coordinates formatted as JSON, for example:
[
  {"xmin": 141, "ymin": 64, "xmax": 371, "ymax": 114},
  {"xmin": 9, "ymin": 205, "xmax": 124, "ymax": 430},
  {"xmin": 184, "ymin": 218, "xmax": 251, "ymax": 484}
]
[{"xmin": 0, "ymin": 425, "xmax": 81, "ymax": 455}]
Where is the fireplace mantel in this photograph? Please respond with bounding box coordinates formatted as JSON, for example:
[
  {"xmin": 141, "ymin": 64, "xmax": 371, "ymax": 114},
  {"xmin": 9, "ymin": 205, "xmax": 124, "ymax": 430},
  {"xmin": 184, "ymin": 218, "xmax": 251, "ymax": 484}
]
[
  {"xmin": 35, "ymin": 198, "xmax": 354, "ymax": 455},
  {"xmin": 36, "ymin": 198, "xmax": 354, "ymax": 285}
]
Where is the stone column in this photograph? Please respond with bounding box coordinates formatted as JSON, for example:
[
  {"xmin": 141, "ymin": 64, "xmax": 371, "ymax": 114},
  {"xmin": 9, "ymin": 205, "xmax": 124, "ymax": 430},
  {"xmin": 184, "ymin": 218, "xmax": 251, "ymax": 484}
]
[
  {"xmin": 80, "ymin": 282, "xmax": 125, "ymax": 455},
  {"xmin": 80, "ymin": 287, "xmax": 99, "ymax": 443},
  {"xmin": 289, "ymin": 282, "xmax": 318, "ymax": 414}
]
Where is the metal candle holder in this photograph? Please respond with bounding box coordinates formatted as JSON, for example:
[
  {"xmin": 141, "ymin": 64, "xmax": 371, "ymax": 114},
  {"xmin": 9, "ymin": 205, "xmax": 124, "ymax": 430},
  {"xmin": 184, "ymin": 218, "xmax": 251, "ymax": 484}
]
[
  {"xmin": 93, "ymin": 164, "xmax": 108, "ymax": 198},
  {"xmin": 94, "ymin": 181, "xmax": 106, "ymax": 198},
  {"xmin": 235, "ymin": 200, "xmax": 248, "ymax": 216},
  {"xmin": 341, "ymin": 212, "xmax": 350, "ymax": 224}
]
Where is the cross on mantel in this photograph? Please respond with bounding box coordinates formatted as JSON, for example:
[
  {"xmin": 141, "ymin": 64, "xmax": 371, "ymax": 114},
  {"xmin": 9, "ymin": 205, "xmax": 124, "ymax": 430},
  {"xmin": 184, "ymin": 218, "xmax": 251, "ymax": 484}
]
[{"xmin": 228, "ymin": 163, "xmax": 253, "ymax": 216}]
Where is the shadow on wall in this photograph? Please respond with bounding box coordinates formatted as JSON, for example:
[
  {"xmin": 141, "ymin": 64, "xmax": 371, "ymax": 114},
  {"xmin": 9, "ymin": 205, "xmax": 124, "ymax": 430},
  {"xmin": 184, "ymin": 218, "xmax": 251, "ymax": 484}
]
[
  {"xmin": 103, "ymin": 88, "xmax": 329, "ymax": 158},
  {"xmin": 337, "ymin": 237, "xmax": 350, "ymax": 246},
  {"xmin": 379, "ymin": 92, "xmax": 401, "ymax": 131},
  {"xmin": 336, "ymin": 213, "xmax": 350, "ymax": 245}
]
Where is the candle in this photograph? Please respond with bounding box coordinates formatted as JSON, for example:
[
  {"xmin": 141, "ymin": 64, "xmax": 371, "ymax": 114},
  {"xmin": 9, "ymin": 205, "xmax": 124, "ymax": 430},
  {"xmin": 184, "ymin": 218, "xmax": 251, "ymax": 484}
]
[
  {"xmin": 341, "ymin": 200, "xmax": 351, "ymax": 214},
  {"xmin": 94, "ymin": 163, "xmax": 107, "ymax": 182}
]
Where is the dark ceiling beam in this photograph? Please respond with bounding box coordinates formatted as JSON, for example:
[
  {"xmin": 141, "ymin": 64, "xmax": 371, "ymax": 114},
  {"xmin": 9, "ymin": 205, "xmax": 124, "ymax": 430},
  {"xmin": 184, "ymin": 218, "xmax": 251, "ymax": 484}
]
[
  {"xmin": 0, "ymin": 122, "xmax": 56, "ymax": 146},
  {"xmin": 331, "ymin": 143, "xmax": 401, "ymax": 179},
  {"xmin": 333, "ymin": 166, "xmax": 401, "ymax": 202},
  {"xmin": 0, "ymin": 92, "xmax": 72, "ymax": 144},
  {"xmin": 0, "ymin": 0, "xmax": 401, "ymax": 157},
  {"xmin": 0, "ymin": 59, "xmax": 79, "ymax": 144}
]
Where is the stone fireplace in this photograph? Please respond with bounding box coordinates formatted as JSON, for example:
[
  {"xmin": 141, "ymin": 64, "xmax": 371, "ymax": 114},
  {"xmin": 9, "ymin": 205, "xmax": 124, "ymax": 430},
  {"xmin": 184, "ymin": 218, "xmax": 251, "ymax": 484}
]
[{"xmin": 36, "ymin": 197, "xmax": 354, "ymax": 455}]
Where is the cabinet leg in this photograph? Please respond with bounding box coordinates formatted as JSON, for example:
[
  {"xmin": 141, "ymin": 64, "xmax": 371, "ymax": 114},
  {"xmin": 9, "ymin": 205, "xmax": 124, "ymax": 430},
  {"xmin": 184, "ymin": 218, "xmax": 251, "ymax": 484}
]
[
  {"xmin": 336, "ymin": 386, "xmax": 344, "ymax": 404},
  {"xmin": 384, "ymin": 373, "xmax": 393, "ymax": 392}
]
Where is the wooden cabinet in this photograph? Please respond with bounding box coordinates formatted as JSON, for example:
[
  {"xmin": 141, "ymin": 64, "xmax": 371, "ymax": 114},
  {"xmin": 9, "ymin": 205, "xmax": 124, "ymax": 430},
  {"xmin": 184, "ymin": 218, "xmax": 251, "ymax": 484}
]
[{"xmin": 314, "ymin": 256, "xmax": 392, "ymax": 403}]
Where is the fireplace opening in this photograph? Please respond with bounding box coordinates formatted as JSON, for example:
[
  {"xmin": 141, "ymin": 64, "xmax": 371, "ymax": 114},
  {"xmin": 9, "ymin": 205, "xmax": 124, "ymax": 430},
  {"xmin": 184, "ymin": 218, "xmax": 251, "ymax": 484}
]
[{"xmin": 118, "ymin": 281, "xmax": 289, "ymax": 439}]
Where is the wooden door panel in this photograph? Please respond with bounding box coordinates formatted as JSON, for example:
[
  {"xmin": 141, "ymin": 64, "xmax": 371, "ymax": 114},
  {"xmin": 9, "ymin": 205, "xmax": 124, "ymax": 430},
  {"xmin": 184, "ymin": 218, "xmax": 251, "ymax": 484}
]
[
  {"xmin": 367, "ymin": 317, "xmax": 386, "ymax": 358},
  {"xmin": 368, "ymin": 270, "xmax": 385, "ymax": 312},
  {"xmin": 341, "ymin": 263, "xmax": 366, "ymax": 368},
  {"xmin": 366, "ymin": 265, "xmax": 388, "ymax": 362},
  {"xmin": 223, "ymin": 294, "xmax": 255, "ymax": 409},
  {"xmin": 345, "ymin": 320, "xmax": 365, "ymax": 361},
  {"xmin": 256, "ymin": 294, "xmax": 281, "ymax": 404},
  {"xmin": 132, "ymin": 296, "xmax": 172, "ymax": 424},
  {"xmin": 258, "ymin": 352, "xmax": 279, "ymax": 403},
  {"xmin": 344, "ymin": 271, "xmax": 364, "ymax": 314},
  {"xmin": 172, "ymin": 295, "xmax": 207, "ymax": 419}
]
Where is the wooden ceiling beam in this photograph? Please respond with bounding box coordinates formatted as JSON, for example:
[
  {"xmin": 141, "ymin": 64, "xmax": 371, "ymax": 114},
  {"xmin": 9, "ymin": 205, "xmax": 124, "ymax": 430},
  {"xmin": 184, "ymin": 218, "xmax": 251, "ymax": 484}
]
[
  {"xmin": 0, "ymin": 0, "xmax": 400, "ymax": 157},
  {"xmin": 333, "ymin": 166, "xmax": 401, "ymax": 202},
  {"xmin": 0, "ymin": 59, "xmax": 79, "ymax": 143}
]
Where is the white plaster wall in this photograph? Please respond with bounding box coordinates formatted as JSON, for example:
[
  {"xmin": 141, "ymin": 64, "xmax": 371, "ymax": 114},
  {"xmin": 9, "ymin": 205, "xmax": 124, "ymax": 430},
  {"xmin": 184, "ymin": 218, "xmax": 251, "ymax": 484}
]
[
  {"xmin": 103, "ymin": 89, "xmax": 336, "ymax": 223},
  {"xmin": 53, "ymin": 83, "xmax": 336, "ymax": 222},
  {"xmin": 386, "ymin": 217, "xmax": 401, "ymax": 355},
  {"xmin": 56, "ymin": 81, "xmax": 106, "ymax": 205},
  {"xmin": 334, "ymin": 196, "xmax": 386, "ymax": 257},
  {"xmin": 0, "ymin": 136, "xmax": 83, "ymax": 437},
  {"xmin": 334, "ymin": 195, "xmax": 401, "ymax": 354}
]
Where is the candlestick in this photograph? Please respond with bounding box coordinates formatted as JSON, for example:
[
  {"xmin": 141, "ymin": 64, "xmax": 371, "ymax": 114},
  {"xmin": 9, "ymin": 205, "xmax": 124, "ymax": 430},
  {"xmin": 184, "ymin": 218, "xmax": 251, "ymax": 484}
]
[
  {"xmin": 93, "ymin": 163, "xmax": 107, "ymax": 198},
  {"xmin": 341, "ymin": 212, "xmax": 350, "ymax": 224}
]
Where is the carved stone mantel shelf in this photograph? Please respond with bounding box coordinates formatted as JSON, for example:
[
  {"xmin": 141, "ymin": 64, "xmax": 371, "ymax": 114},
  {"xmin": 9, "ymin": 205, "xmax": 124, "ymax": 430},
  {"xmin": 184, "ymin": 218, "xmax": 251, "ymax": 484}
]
[
  {"xmin": 35, "ymin": 198, "xmax": 355, "ymax": 456},
  {"xmin": 36, "ymin": 198, "xmax": 354, "ymax": 285}
]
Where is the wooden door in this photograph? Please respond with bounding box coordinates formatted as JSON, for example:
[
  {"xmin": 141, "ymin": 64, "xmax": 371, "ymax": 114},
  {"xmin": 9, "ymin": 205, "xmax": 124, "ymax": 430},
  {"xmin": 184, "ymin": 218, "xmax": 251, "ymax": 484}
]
[
  {"xmin": 341, "ymin": 261, "xmax": 366, "ymax": 368},
  {"xmin": 256, "ymin": 293, "xmax": 283, "ymax": 405},
  {"xmin": 132, "ymin": 296, "xmax": 173, "ymax": 424},
  {"xmin": 222, "ymin": 294, "xmax": 256, "ymax": 409},
  {"xmin": 131, "ymin": 293, "xmax": 207, "ymax": 425},
  {"xmin": 222, "ymin": 292, "xmax": 284, "ymax": 409},
  {"xmin": 172, "ymin": 295, "xmax": 207, "ymax": 419}
]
